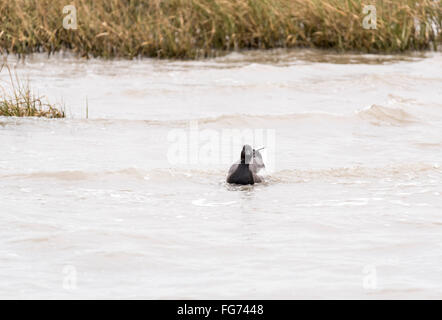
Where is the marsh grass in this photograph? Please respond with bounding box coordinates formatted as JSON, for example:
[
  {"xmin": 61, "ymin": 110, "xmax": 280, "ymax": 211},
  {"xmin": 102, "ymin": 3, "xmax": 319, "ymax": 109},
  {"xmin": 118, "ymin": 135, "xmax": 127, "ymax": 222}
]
[
  {"xmin": 0, "ymin": 0, "xmax": 441, "ymax": 58},
  {"xmin": 0, "ymin": 64, "xmax": 65, "ymax": 118}
]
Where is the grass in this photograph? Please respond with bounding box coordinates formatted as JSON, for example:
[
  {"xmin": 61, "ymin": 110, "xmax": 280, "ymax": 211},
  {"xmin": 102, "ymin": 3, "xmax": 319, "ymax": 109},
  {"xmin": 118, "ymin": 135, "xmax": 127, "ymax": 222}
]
[
  {"xmin": 0, "ymin": 64, "xmax": 65, "ymax": 118},
  {"xmin": 0, "ymin": 0, "xmax": 440, "ymax": 59}
]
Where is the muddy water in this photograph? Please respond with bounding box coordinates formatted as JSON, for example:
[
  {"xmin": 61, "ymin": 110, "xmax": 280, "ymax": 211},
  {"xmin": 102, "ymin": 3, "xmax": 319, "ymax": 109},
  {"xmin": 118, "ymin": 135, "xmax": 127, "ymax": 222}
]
[{"xmin": 0, "ymin": 50, "xmax": 441, "ymax": 299}]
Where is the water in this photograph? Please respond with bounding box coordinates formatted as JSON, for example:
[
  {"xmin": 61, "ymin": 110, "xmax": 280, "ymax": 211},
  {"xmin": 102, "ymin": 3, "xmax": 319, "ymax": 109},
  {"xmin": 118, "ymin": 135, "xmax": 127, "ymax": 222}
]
[{"xmin": 0, "ymin": 49, "xmax": 441, "ymax": 299}]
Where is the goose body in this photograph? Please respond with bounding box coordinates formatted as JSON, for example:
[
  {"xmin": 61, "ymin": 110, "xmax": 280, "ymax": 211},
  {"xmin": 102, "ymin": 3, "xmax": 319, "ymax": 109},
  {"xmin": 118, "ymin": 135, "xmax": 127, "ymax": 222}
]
[{"xmin": 226, "ymin": 145, "xmax": 265, "ymax": 185}]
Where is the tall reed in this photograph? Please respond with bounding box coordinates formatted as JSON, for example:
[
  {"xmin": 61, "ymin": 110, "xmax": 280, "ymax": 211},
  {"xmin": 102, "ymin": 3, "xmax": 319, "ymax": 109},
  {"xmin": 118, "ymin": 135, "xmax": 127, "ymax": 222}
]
[
  {"xmin": 0, "ymin": 64, "xmax": 65, "ymax": 118},
  {"xmin": 0, "ymin": 0, "xmax": 440, "ymax": 58}
]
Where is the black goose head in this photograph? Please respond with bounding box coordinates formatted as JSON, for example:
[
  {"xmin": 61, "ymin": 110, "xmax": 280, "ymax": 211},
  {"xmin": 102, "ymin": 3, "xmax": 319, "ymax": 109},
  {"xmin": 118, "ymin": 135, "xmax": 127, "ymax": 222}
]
[{"xmin": 240, "ymin": 144, "xmax": 253, "ymax": 164}]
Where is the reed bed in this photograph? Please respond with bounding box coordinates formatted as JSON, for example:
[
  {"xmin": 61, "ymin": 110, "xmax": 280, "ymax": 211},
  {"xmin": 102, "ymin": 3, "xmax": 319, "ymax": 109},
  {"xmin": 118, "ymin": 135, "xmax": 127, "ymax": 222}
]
[
  {"xmin": 0, "ymin": 0, "xmax": 441, "ymax": 59},
  {"xmin": 0, "ymin": 64, "xmax": 65, "ymax": 118}
]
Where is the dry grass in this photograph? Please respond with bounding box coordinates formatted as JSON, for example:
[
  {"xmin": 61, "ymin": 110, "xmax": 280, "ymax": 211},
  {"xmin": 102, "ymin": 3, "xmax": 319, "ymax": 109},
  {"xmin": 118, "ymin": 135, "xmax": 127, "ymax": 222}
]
[
  {"xmin": 0, "ymin": 64, "xmax": 65, "ymax": 118},
  {"xmin": 0, "ymin": 0, "xmax": 440, "ymax": 59}
]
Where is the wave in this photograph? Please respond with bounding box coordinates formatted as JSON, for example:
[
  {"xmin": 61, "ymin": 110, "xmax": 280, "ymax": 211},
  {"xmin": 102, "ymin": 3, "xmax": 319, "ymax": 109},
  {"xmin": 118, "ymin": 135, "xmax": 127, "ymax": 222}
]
[
  {"xmin": 356, "ymin": 104, "xmax": 418, "ymax": 126},
  {"xmin": 196, "ymin": 106, "xmax": 420, "ymax": 127},
  {"xmin": 1, "ymin": 105, "xmax": 421, "ymax": 128},
  {"xmin": 0, "ymin": 168, "xmax": 223, "ymax": 182},
  {"xmin": 271, "ymin": 163, "xmax": 441, "ymax": 183},
  {"xmin": 87, "ymin": 112, "xmax": 347, "ymax": 128},
  {"xmin": 92, "ymin": 106, "xmax": 422, "ymax": 128},
  {"xmin": 2, "ymin": 163, "xmax": 440, "ymax": 184}
]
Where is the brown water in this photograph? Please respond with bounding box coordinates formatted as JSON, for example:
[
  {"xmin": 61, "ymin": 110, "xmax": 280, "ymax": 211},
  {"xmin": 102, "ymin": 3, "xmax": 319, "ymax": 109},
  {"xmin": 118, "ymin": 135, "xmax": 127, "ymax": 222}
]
[{"xmin": 0, "ymin": 49, "xmax": 441, "ymax": 299}]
